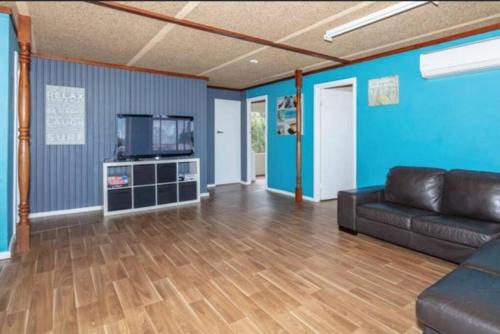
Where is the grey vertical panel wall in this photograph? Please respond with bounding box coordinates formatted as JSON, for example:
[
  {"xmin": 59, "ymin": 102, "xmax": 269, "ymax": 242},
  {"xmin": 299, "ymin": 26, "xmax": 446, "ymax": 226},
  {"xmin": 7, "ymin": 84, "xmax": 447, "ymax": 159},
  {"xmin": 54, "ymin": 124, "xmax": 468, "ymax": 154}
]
[
  {"xmin": 30, "ymin": 57, "xmax": 207, "ymax": 213},
  {"xmin": 207, "ymin": 88, "xmax": 246, "ymax": 184}
]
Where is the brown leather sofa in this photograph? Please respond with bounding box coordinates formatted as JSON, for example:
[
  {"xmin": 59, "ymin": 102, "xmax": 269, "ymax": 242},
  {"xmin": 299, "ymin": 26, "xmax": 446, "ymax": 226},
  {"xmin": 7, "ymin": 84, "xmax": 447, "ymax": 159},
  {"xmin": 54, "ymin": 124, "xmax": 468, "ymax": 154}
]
[
  {"xmin": 337, "ymin": 166, "xmax": 500, "ymax": 334},
  {"xmin": 416, "ymin": 239, "xmax": 500, "ymax": 334},
  {"xmin": 337, "ymin": 166, "xmax": 500, "ymax": 263}
]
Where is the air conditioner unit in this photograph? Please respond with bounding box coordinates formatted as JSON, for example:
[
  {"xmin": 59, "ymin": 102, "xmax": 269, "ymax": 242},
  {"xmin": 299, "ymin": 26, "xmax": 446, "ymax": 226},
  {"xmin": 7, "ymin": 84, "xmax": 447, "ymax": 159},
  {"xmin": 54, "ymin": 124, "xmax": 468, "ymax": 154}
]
[{"xmin": 420, "ymin": 37, "xmax": 500, "ymax": 79}]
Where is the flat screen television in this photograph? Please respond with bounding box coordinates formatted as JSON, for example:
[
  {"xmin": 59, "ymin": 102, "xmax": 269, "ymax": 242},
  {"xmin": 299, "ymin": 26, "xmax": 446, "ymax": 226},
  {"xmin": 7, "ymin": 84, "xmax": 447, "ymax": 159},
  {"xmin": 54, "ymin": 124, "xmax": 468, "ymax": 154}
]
[{"xmin": 116, "ymin": 114, "xmax": 194, "ymax": 159}]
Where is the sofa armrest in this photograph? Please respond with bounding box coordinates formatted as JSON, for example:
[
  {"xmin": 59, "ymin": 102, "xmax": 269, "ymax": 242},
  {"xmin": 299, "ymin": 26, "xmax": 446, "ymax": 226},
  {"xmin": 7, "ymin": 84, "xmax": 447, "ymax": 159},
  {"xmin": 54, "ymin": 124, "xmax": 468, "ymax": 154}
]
[{"xmin": 337, "ymin": 186, "xmax": 385, "ymax": 234}]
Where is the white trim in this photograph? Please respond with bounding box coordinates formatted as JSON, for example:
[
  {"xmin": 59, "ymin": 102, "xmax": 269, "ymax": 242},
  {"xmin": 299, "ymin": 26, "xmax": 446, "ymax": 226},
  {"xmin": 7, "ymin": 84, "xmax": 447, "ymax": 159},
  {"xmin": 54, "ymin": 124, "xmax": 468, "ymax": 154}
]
[
  {"xmin": 246, "ymin": 95, "xmax": 268, "ymax": 188},
  {"xmin": 207, "ymin": 184, "xmax": 216, "ymax": 188},
  {"xmin": 29, "ymin": 206, "xmax": 103, "ymax": 219},
  {"xmin": 240, "ymin": 181, "xmax": 251, "ymax": 185},
  {"xmin": 266, "ymin": 187, "xmax": 318, "ymax": 202},
  {"xmin": 127, "ymin": 2, "xmax": 200, "ymax": 65},
  {"xmin": 313, "ymin": 78, "xmax": 357, "ymax": 202},
  {"xmin": 0, "ymin": 251, "xmax": 11, "ymax": 260},
  {"xmin": 0, "ymin": 234, "xmax": 16, "ymax": 260},
  {"xmin": 200, "ymin": 192, "xmax": 210, "ymax": 197}
]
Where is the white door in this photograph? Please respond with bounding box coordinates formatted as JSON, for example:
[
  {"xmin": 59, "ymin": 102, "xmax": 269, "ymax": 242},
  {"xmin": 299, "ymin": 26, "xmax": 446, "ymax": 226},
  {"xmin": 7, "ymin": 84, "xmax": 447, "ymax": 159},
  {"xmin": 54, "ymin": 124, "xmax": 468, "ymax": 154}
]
[
  {"xmin": 319, "ymin": 86, "xmax": 355, "ymax": 200},
  {"xmin": 215, "ymin": 99, "xmax": 241, "ymax": 185}
]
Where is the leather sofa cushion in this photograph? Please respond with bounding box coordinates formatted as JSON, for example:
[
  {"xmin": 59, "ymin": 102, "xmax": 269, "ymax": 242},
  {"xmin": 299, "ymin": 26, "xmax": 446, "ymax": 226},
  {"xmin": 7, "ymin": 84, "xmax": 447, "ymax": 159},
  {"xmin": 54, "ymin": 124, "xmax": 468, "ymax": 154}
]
[
  {"xmin": 384, "ymin": 166, "xmax": 445, "ymax": 212},
  {"xmin": 417, "ymin": 267, "xmax": 500, "ymax": 334},
  {"xmin": 412, "ymin": 215, "xmax": 500, "ymax": 248},
  {"xmin": 441, "ymin": 169, "xmax": 500, "ymax": 223},
  {"xmin": 357, "ymin": 202, "xmax": 435, "ymax": 230},
  {"xmin": 463, "ymin": 239, "xmax": 500, "ymax": 275}
]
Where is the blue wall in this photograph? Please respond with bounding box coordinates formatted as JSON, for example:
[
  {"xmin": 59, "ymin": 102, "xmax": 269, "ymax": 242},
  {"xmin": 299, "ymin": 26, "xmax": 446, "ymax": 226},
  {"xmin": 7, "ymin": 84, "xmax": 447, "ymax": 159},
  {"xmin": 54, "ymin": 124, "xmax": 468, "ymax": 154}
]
[
  {"xmin": 247, "ymin": 30, "xmax": 500, "ymax": 197},
  {"xmin": 30, "ymin": 57, "xmax": 208, "ymax": 213},
  {"xmin": 0, "ymin": 13, "xmax": 16, "ymax": 252},
  {"xmin": 207, "ymin": 87, "xmax": 247, "ymax": 184}
]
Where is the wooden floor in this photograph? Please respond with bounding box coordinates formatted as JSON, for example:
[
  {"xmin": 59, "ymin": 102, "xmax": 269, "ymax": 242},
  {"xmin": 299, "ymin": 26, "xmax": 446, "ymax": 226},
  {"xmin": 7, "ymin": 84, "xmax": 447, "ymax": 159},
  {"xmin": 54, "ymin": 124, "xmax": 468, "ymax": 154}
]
[{"xmin": 0, "ymin": 181, "xmax": 456, "ymax": 334}]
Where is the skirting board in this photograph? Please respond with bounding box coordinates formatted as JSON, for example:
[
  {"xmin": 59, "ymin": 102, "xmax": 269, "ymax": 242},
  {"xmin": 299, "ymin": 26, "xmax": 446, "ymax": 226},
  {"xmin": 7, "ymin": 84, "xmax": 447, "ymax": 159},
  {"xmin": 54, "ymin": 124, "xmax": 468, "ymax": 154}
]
[
  {"xmin": 200, "ymin": 192, "xmax": 210, "ymax": 197},
  {"xmin": 266, "ymin": 187, "xmax": 318, "ymax": 202},
  {"xmin": 29, "ymin": 206, "xmax": 103, "ymax": 219},
  {"xmin": 0, "ymin": 234, "xmax": 16, "ymax": 260},
  {"xmin": 207, "ymin": 184, "xmax": 216, "ymax": 188},
  {"xmin": 240, "ymin": 181, "xmax": 251, "ymax": 185}
]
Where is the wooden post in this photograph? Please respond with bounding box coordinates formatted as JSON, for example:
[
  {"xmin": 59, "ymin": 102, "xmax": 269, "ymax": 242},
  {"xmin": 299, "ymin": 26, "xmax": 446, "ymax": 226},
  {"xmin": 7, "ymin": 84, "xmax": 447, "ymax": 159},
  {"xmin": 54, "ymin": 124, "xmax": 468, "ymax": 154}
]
[
  {"xmin": 16, "ymin": 15, "xmax": 31, "ymax": 252},
  {"xmin": 294, "ymin": 70, "xmax": 303, "ymax": 203}
]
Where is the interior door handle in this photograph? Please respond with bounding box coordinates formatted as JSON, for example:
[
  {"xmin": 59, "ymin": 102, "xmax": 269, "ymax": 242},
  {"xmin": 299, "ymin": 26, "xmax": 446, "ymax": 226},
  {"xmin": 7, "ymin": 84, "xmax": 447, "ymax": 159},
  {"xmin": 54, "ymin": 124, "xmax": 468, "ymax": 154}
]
[{"xmin": 217, "ymin": 130, "xmax": 224, "ymax": 134}]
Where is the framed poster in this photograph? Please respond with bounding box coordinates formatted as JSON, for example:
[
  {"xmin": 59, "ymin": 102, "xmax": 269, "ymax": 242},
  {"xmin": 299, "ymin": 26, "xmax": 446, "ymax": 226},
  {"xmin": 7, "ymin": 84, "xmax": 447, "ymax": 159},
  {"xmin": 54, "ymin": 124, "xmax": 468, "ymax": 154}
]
[
  {"xmin": 368, "ymin": 75, "xmax": 399, "ymax": 106},
  {"xmin": 45, "ymin": 85, "xmax": 86, "ymax": 145},
  {"xmin": 276, "ymin": 95, "xmax": 303, "ymax": 135}
]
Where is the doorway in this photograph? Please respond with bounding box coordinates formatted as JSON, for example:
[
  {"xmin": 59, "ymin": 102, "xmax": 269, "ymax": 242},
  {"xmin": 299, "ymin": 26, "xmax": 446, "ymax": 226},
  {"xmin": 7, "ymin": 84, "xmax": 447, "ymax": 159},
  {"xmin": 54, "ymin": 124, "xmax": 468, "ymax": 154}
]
[
  {"xmin": 214, "ymin": 99, "xmax": 241, "ymax": 185},
  {"xmin": 246, "ymin": 96, "xmax": 268, "ymax": 187},
  {"xmin": 314, "ymin": 78, "xmax": 357, "ymax": 201}
]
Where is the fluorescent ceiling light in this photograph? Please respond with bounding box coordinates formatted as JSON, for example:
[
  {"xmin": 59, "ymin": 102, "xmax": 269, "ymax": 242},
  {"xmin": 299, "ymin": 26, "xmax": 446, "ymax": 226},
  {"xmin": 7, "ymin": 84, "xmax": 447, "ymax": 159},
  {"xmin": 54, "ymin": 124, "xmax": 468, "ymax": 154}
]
[{"xmin": 324, "ymin": 1, "xmax": 434, "ymax": 42}]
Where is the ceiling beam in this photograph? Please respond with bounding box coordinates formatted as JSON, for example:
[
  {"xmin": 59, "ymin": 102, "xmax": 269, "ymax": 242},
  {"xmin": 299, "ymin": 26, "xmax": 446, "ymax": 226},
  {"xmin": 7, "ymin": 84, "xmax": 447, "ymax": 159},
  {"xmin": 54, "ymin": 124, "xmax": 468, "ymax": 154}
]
[
  {"xmin": 198, "ymin": 2, "xmax": 373, "ymax": 76},
  {"xmin": 88, "ymin": 1, "xmax": 349, "ymax": 64}
]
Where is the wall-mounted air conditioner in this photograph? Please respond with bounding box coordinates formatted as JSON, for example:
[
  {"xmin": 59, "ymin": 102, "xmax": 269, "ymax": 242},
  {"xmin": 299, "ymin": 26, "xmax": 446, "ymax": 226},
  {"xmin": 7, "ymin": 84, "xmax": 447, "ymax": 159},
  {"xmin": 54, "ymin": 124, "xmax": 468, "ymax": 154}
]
[{"xmin": 420, "ymin": 37, "xmax": 500, "ymax": 79}]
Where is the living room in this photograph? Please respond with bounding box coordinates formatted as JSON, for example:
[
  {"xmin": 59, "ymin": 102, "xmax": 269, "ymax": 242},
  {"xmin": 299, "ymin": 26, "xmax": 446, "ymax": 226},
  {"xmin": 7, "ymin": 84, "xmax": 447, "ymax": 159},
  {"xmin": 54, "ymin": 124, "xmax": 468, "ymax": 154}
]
[{"xmin": 0, "ymin": 1, "xmax": 499, "ymax": 333}]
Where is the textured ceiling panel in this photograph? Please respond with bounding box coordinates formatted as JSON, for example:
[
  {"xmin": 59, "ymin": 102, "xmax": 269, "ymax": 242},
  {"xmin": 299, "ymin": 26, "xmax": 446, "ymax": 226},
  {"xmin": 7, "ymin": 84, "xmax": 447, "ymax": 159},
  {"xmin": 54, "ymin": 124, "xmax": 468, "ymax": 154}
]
[
  {"xmin": 185, "ymin": 1, "xmax": 359, "ymax": 40},
  {"xmin": 287, "ymin": 2, "xmax": 500, "ymax": 59},
  {"xmin": 29, "ymin": 1, "xmax": 165, "ymax": 64},
  {"xmin": 343, "ymin": 15, "xmax": 500, "ymax": 61},
  {"xmin": 0, "ymin": 1, "xmax": 14, "ymax": 10},
  {"xmin": 135, "ymin": 26, "xmax": 261, "ymax": 75},
  {"xmin": 207, "ymin": 48, "xmax": 334, "ymax": 88}
]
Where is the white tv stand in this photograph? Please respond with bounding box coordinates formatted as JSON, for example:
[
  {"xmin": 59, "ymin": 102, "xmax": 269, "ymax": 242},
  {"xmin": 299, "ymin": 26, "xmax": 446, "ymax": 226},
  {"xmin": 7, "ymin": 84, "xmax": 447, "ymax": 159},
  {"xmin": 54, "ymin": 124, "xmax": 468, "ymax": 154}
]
[{"xmin": 103, "ymin": 157, "xmax": 200, "ymax": 216}]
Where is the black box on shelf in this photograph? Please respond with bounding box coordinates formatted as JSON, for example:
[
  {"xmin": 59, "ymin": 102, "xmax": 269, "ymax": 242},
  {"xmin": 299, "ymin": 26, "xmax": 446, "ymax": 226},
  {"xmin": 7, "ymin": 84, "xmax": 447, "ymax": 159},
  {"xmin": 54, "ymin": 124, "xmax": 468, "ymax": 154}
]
[{"xmin": 108, "ymin": 188, "xmax": 132, "ymax": 211}]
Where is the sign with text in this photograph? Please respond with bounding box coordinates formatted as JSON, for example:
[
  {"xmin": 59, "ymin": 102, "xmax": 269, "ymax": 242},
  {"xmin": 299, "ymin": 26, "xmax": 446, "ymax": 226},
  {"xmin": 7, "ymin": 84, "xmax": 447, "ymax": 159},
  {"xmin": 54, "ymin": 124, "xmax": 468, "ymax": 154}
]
[{"xmin": 45, "ymin": 85, "xmax": 86, "ymax": 145}]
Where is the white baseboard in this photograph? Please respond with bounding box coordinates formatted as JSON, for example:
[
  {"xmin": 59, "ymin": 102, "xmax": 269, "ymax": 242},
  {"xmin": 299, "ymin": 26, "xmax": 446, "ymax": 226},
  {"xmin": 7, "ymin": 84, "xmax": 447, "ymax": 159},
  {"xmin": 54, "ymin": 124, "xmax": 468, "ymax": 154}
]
[
  {"xmin": 207, "ymin": 184, "xmax": 216, "ymax": 188},
  {"xmin": 29, "ymin": 205, "xmax": 103, "ymax": 219},
  {"xmin": 0, "ymin": 234, "xmax": 15, "ymax": 260},
  {"xmin": 266, "ymin": 187, "xmax": 318, "ymax": 202},
  {"xmin": 240, "ymin": 181, "xmax": 251, "ymax": 185},
  {"xmin": 200, "ymin": 192, "xmax": 210, "ymax": 197}
]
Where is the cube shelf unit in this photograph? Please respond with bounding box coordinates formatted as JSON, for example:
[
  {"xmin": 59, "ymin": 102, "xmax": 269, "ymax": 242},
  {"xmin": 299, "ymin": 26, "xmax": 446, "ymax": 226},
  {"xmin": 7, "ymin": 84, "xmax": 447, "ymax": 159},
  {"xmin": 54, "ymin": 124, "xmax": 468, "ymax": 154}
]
[{"xmin": 103, "ymin": 158, "xmax": 200, "ymax": 216}]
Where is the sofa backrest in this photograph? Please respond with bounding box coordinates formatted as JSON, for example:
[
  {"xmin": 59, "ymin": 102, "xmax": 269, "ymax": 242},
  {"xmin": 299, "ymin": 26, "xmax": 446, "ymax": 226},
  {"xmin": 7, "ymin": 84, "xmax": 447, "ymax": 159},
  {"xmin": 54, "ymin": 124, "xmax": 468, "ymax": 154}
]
[
  {"xmin": 385, "ymin": 166, "xmax": 446, "ymax": 212},
  {"xmin": 442, "ymin": 170, "xmax": 500, "ymax": 223}
]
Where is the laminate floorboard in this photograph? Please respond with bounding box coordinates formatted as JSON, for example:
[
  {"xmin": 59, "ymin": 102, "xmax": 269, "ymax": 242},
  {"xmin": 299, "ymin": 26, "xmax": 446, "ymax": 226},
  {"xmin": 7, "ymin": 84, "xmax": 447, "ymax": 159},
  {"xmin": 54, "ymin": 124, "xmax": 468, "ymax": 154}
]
[{"xmin": 1, "ymin": 181, "xmax": 455, "ymax": 333}]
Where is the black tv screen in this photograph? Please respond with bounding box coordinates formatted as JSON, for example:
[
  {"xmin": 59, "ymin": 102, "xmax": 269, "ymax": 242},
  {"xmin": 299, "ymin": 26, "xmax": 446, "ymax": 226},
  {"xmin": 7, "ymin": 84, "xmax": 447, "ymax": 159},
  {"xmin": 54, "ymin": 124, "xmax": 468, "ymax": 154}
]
[{"xmin": 116, "ymin": 114, "xmax": 194, "ymax": 159}]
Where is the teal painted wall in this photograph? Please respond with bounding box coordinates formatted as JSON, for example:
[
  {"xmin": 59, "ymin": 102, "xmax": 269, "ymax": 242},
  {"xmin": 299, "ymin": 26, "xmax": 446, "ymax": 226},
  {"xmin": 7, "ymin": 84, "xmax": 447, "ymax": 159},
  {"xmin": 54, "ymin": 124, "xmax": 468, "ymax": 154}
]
[
  {"xmin": 246, "ymin": 30, "xmax": 500, "ymax": 198},
  {"xmin": 0, "ymin": 13, "xmax": 16, "ymax": 252}
]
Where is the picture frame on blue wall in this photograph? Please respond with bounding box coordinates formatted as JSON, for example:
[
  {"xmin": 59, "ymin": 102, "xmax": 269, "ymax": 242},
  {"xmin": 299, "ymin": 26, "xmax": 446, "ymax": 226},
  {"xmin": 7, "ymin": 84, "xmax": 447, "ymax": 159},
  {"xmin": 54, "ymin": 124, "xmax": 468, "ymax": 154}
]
[
  {"xmin": 276, "ymin": 94, "xmax": 304, "ymax": 135},
  {"xmin": 368, "ymin": 75, "xmax": 399, "ymax": 106},
  {"xmin": 45, "ymin": 85, "xmax": 86, "ymax": 145}
]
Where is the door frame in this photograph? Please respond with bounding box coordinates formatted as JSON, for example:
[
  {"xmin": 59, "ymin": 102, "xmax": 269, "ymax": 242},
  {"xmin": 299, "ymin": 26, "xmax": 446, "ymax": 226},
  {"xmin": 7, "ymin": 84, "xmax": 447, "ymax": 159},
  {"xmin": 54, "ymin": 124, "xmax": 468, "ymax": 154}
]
[
  {"xmin": 246, "ymin": 95, "xmax": 268, "ymax": 188},
  {"xmin": 313, "ymin": 78, "xmax": 357, "ymax": 202},
  {"xmin": 214, "ymin": 98, "xmax": 242, "ymax": 185}
]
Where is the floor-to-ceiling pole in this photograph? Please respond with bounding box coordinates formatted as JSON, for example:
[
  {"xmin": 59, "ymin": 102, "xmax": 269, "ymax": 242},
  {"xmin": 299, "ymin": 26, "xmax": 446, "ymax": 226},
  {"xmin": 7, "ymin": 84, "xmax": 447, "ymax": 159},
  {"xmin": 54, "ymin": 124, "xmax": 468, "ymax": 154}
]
[
  {"xmin": 16, "ymin": 15, "xmax": 31, "ymax": 252},
  {"xmin": 295, "ymin": 70, "xmax": 303, "ymax": 203}
]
